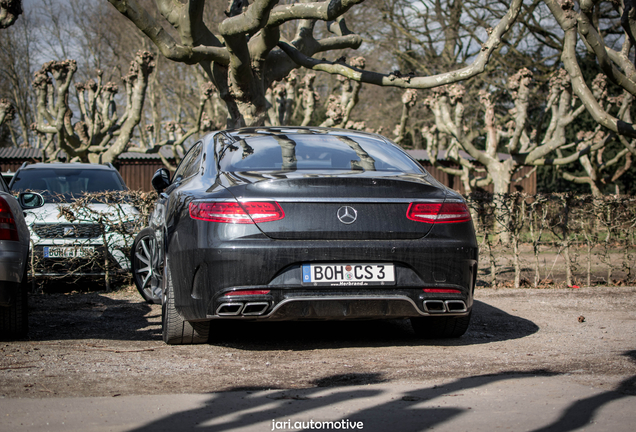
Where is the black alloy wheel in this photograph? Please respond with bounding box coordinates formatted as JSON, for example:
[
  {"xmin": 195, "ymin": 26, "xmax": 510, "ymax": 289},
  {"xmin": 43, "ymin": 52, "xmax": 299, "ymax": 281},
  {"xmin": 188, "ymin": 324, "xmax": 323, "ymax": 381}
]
[{"xmin": 131, "ymin": 228, "xmax": 162, "ymax": 304}]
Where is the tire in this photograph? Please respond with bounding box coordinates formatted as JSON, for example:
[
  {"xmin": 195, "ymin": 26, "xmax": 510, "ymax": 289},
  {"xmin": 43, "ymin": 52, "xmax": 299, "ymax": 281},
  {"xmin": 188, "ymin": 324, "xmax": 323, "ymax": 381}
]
[
  {"xmin": 0, "ymin": 266, "xmax": 29, "ymax": 340},
  {"xmin": 410, "ymin": 311, "xmax": 471, "ymax": 339},
  {"xmin": 162, "ymin": 261, "xmax": 209, "ymax": 345},
  {"xmin": 131, "ymin": 228, "xmax": 162, "ymax": 304}
]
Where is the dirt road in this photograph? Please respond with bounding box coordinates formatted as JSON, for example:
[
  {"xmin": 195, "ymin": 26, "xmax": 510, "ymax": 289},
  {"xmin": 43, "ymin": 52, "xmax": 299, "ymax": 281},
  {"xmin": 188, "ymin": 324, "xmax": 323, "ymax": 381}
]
[{"xmin": 1, "ymin": 286, "xmax": 635, "ymax": 399}]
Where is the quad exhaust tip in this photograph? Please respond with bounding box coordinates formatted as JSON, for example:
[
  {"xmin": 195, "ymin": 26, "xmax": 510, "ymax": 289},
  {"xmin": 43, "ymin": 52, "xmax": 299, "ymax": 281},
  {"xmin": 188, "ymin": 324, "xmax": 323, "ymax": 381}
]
[
  {"xmin": 423, "ymin": 299, "xmax": 467, "ymax": 314},
  {"xmin": 216, "ymin": 303, "xmax": 244, "ymax": 316},
  {"xmin": 423, "ymin": 300, "xmax": 446, "ymax": 313},
  {"xmin": 216, "ymin": 302, "xmax": 270, "ymax": 316},
  {"xmin": 242, "ymin": 302, "xmax": 269, "ymax": 316},
  {"xmin": 445, "ymin": 300, "xmax": 467, "ymax": 312}
]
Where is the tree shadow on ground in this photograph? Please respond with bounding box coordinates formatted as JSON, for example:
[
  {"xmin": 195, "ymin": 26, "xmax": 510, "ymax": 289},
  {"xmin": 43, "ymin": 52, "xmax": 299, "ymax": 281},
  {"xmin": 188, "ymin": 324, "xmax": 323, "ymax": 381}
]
[
  {"xmin": 26, "ymin": 291, "xmax": 159, "ymax": 342},
  {"xmin": 126, "ymin": 360, "xmax": 636, "ymax": 432},
  {"xmin": 210, "ymin": 300, "xmax": 539, "ymax": 351},
  {"xmin": 22, "ymin": 292, "xmax": 537, "ymax": 347},
  {"xmin": 531, "ymin": 350, "xmax": 636, "ymax": 432}
]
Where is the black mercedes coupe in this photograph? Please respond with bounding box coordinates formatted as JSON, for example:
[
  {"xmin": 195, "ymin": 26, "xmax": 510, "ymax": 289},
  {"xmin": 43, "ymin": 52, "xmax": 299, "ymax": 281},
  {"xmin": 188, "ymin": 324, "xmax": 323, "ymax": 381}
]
[{"xmin": 132, "ymin": 127, "xmax": 478, "ymax": 344}]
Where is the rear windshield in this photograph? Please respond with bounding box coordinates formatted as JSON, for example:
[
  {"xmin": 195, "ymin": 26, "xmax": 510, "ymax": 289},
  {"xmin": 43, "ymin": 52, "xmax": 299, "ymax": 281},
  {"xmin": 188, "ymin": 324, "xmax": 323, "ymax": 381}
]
[
  {"xmin": 214, "ymin": 133, "xmax": 424, "ymax": 174},
  {"xmin": 11, "ymin": 168, "xmax": 126, "ymax": 201}
]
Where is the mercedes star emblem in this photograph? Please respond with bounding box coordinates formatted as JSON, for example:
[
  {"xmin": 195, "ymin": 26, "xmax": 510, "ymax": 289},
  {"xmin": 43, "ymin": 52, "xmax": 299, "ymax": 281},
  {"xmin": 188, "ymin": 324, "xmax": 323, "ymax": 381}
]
[{"xmin": 337, "ymin": 206, "xmax": 358, "ymax": 224}]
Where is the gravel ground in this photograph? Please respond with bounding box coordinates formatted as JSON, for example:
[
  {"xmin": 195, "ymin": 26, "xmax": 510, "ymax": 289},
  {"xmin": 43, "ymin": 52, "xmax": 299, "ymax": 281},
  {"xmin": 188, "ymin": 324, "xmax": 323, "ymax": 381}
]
[{"xmin": 1, "ymin": 285, "xmax": 635, "ymax": 399}]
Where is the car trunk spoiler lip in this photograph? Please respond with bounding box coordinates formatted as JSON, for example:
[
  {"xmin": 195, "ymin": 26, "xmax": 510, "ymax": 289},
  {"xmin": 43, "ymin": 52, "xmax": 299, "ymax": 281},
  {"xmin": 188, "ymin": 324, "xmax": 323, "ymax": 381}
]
[{"xmin": 193, "ymin": 197, "xmax": 461, "ymax": 204}]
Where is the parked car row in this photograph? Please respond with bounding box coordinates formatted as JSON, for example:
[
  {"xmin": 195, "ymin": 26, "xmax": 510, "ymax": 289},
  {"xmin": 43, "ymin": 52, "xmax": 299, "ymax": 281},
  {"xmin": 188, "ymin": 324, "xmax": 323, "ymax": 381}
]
[{"xmin": 1, "ymin": 127, "xmax": 478, "ymax": 344}]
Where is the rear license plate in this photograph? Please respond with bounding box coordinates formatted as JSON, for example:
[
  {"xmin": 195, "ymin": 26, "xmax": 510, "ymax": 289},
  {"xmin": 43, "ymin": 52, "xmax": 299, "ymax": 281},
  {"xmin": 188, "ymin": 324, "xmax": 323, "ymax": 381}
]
[
  {"xmin": 302, "ymin": 263, "xmax": 395, "ymax": 286},
  {"xmin": 43, "ymin": 246, "xmax": 95, "ymax": 258}
]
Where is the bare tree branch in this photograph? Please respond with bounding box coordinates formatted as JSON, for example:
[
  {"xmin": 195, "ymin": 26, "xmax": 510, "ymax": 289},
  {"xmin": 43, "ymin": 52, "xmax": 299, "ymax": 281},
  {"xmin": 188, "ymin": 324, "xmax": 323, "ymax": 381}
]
[{"xmin": 277, "ymin": 0, "xmax": 523, "ymax": 89}]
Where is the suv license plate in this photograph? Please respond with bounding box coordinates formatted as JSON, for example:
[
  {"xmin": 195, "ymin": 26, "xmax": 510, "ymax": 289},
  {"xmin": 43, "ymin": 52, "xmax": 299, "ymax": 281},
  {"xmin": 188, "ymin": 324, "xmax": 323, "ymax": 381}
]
[
  {"xmin": 302, "ymin": 263, "xmax": 395, "ymax": 286},
  {"xmin": 43, "ymin": 246, "xmax": 95, "ymax": 258}
]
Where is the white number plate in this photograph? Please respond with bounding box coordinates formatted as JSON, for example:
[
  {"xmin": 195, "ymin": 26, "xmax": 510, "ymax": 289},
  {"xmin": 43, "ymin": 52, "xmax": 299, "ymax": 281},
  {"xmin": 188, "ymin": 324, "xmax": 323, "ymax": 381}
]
[
  {"xmin": 43, "ymin": 246, "xmax": 95, "ymax": 258},
  {"xmin": 302, "ymin": 263, "xmax": 395, "ymax": 286}
]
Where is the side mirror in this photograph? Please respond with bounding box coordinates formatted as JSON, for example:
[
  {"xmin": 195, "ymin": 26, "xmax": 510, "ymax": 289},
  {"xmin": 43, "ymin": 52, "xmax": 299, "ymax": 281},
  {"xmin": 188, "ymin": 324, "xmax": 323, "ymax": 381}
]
[
  {"xmin": 151, "ymin": 168, "xmax": 171, "ymax": 193},
  {"xmin": 18, "ymin": 192, "xmax": 44, "ymax": 210}
]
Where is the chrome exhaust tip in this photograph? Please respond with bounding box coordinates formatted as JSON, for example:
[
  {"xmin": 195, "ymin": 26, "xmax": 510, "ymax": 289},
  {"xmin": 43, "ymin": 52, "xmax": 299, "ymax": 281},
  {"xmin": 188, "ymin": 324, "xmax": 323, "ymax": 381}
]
[
  {"xmin": 216, "ymin": 303, "xmax": 244, "ymax": 316},
  {"xmin": 423, "ymin": 300, "xmax": 446, "ymax": 313},
  {"xmin": 445, "ymin": 300, "xmax": 467, "ymax": 312},
  {"xmin": 242, "ymin": 302, "xmax": 270, "ymax": 316}
]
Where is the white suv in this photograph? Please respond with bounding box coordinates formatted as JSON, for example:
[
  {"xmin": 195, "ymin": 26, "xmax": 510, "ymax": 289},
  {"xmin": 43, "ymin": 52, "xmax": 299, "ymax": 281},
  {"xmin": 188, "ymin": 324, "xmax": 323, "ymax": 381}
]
[{"xmin": 9, "ymin": 163, "xmax": 138, "ymax": 278}]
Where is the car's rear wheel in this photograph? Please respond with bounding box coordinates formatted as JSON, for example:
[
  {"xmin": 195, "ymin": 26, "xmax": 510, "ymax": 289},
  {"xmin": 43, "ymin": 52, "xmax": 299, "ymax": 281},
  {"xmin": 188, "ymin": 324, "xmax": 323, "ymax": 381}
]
[
  {"xmin": 410, "ymin": 312, "xmax": 471, "ymax": 339},
  {"xmin": 131, "ymin": 228, "xmax": 162, "ymax": 304},
  {"xmin": 0, "ymin": 266, "xmax": 29, "ymax": 340},
  {"xmin": 162, "ymin": 261, "xmax": 209, "ymax": 345}
]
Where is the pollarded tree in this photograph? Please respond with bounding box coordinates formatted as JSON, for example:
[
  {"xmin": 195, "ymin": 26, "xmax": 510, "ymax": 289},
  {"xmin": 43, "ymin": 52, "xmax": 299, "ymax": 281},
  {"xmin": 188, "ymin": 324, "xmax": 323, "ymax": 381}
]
[
  {"xmin": 421, "ymin": 68, "xmax": 621, "ymax": 197},
  {"xmin": 33, "ymin": 50, "xmax": 217, "ymax": 165},
  {"xmin": 545, "ymin": 0, "xmax": 636, "ymax": 140},
  {"xmin": 420, "ymin": 84, "xmax": 494, "ymax": 195},
  {"xmin": 265, "ymin": 75, "xmax": 294, "ymax": 127},
  {"xmin": 560, "ymin": 75, "xmax": 635, "ymax": 196},
  {"xmin": 319, "ymin": 57, "xmax": 366, "ymax": 128},
  {"xmin": 265, "ymin": 60, "xmax": 365, "ymax": 128},
  {"xmin": 393, "ymin": 89, "xmax": 419, "ymax": 147},
  {"xmin": 32, "ymin": 51, "xmax": 156, "ymax": 163},
  {"xmin": 563, "ymin": 129, "xmax": 633, "ymax": 195},
  {"xmin": 420, "ymin": 67, "xmax": 619, "ymax": 243},
  {"xmin": 128, "ymin": 81, "xmax": 217, "ymax": 170},
  {"xmin": 297, "ymin": 72, "xmax": 319, "ymax": 126},
  {"xmin": 105, "ymin": 0, "xmax": 525, "ymax": 128}
]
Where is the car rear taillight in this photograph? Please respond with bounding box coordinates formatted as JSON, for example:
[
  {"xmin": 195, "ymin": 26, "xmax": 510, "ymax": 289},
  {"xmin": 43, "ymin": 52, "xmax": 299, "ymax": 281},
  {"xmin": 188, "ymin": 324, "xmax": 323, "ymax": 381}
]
[
  {"xmin": 224, "ymin": 289, "xmax": 271, "ymax": 296},
  {"xmin": 0, "ymin": 196, "xmax": 19, "ymax": 241},
  {"xmin": 189, "ymin": 201, "xmax": 285, "ymax": 224},
  {"xmin": 407, "ymin": 202, "xmax": 471, "ymax": 224},
  {"xmin": 423, "ymin": 288, "xmax": 461, "ymax": 293}
]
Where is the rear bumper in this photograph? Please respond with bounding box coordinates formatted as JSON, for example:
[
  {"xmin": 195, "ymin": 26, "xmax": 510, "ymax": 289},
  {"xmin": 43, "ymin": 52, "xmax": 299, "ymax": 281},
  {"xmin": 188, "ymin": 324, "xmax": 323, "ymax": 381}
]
[
  {"xmin": 167, "ymin": 235, "xmax": 478, "ymax": 321},
  {"xmin": 211, "ymin": 294, "xmax": 470, "ymax": 321},
  {"xmin": 0, "ymin": 241, "xmax": 27, "ymax": 283}
]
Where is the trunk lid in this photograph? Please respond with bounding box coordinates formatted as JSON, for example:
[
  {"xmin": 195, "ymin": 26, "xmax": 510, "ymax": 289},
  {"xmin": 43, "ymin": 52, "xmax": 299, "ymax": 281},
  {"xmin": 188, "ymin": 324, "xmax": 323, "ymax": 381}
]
[{"xmin": 221, "ymin": 172, "xmax": 448, "ymax": 240}]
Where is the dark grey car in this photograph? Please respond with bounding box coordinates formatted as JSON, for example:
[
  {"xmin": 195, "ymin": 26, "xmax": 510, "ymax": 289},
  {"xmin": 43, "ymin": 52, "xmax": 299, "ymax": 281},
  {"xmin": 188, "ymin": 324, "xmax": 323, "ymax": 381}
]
[
  {"xmin": 0, "ymin": 176, "xmax": 43, "ymax": 339},
  {"xmin": 134, "ymin": 127, "xmax": 478, "ymax": 345}
]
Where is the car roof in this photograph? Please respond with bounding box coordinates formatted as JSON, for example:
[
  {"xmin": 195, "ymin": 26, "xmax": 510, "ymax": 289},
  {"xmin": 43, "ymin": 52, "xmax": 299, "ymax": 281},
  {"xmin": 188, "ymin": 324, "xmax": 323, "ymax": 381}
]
[{"xmin": 223, "ymin": 126, "xmax": 386, "ymax": 142}]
